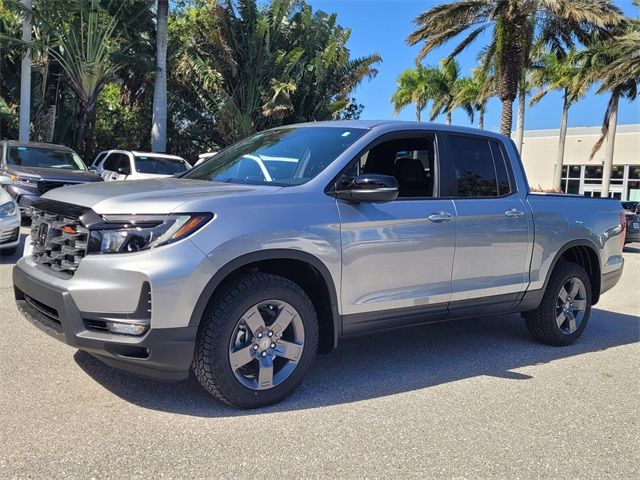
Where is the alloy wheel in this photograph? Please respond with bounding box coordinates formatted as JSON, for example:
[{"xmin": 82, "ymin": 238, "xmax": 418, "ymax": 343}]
[
  {"xmin": 555, "ymin": 277, "xmax": 588, "ymax": 335},
  {"xmin": 228, "ymin": 299, "xmax": 305, "ymax": 390}
]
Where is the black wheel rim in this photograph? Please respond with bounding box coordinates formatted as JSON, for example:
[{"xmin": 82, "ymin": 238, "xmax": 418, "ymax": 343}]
[{"xmin": 228, "ymin": 299, "xmax": 305, "ymax": 390}]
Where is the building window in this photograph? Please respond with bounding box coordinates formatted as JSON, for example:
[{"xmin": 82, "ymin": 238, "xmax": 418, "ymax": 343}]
[
  {"xmin": 628, "ymin": 165, "xmax": 640, "ymax": 201},
  {"xmin": 561, "ymin": 165, "xmax": 581, "ymax": 193}
]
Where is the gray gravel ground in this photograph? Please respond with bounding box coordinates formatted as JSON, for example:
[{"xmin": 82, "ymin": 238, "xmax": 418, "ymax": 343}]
[{"xmin": 1, "ymin": 231, "xmax": 639, "ymax": 479}]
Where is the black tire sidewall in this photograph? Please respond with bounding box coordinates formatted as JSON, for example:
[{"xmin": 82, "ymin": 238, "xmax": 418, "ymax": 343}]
[{"xmin": 542, "ymin": 262, "xmax": 592, "ymax": 345}]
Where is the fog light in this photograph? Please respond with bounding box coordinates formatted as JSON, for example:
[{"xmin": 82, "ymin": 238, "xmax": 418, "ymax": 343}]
[{"xmin": 106, "ymin": 321, "xmax": 148, "ymax": 336}]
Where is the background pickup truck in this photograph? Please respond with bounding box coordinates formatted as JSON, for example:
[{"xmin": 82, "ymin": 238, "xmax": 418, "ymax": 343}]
[
  {"xmin": 13, "ymin": 121, "xmax": 625, "ymax": 408},
  {"xmin": 0, "ymin": 140, "xmax": 102, "ymax": 211}
]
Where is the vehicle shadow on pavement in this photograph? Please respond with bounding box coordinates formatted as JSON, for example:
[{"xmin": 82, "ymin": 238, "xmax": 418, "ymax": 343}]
[{"xmin": 74, "ymin": 307, "xmax": 640, "ymax": 417}]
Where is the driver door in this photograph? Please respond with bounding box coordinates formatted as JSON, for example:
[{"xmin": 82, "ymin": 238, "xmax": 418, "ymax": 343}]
[{"xmin": 337, "ymin": 132, "xmax": 456, "ymax": 334}]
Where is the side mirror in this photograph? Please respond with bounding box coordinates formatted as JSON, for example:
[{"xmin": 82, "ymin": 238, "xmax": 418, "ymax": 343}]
[
  {"xmin": 0, "ymin": 175, "xmax": 13, "ymax": 186},
  {"xmin": 116, "ymin": 167, "xmax": 130, "ymax": 175},
  {"xmin": 334, "ymin": 174, "xmax": 399, "ymax": 203}
]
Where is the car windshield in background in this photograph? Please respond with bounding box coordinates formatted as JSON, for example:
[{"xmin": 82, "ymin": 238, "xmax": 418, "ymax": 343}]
[
  {"xmin": 135, "ymin": 156, "xmax": 189, "ymax": 175},
  {"xmin": 7, "ymin": 146, "xmax": 86, "ymax": 170},
  {"xmin": 183, "ymin": 127, "xmax": 367, "ymax": 186}
]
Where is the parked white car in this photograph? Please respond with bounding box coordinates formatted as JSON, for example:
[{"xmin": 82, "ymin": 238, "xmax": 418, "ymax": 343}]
[
  {"xmin": 90, "ymin": 150, "xmax": 191, "ymax": 181},
  {"xmin": 0, "ymin": 175, "xmax": 21, "ymax": 256}
]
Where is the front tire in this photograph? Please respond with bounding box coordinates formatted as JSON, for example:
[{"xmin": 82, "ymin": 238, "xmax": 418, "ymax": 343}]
[
  {"xmin": 523, "ymin": 261, "xmax": 592, "ymax": 346},
  {"xmin": 193, "ymin": 273, "xmax": 318, "ymax": 408}
]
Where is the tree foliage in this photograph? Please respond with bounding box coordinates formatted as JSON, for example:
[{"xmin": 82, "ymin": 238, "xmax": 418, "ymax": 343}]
[{"xmin": 0, "ymin": 0, "xmax": 379, "ymax": 161}]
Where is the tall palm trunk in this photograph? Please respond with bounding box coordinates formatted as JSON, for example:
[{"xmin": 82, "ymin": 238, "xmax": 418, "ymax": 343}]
[
  {"xmin": 601, "ymin": 91, "xmax": 619, "ymax": 198},
  {"xmin": 500, "ymin": 98, "xmax": 514, "ymax": 136},
  {"xmin": 446, "ymin": 111, "xmax": 452, "ymax": 125},
  {"xmin": 514, "ymin": 86, "xmax": 525, "ymax": 153},
  {"xmin": 552, "ymin": 93, "xmax": 570, "ymax": 190},
  {"xmin": 478, "ymin": 106, "xmax": 485, "ymax": 130},
  {"xmin": 151, "ymin": 0, "xmax": 169, "ymax": 152},
  {"xmin": 18, "ymin": 0, "xmax": 32, "ymax": 141},
  {"xmin": 416, "ymin": 105, "xmax": 421, "ymax": 122}
]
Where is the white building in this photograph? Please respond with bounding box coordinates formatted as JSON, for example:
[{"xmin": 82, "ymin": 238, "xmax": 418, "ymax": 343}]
[{"xmin": 520, "ymin": 124, "xmax": 640, "ymax": 201}]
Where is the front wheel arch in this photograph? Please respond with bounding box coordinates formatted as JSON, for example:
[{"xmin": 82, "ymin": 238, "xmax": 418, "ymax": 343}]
[{"xmin": 189, "ymin": 250, "xmax": 341, "ymax": 353}]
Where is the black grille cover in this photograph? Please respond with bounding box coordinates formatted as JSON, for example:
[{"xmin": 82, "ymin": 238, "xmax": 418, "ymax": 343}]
[{"xmin": 29, "ymin": 205, "xmax": 89, "ymax": 277}]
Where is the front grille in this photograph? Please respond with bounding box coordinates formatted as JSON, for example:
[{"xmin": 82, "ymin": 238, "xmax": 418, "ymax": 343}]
[
  {"xmin": 0, "ymin": 227, "xmax": 19, "ymax": 245},
  {"xmin": 29, "ymin": 207, "xmax": 89, "ymax": 277}
]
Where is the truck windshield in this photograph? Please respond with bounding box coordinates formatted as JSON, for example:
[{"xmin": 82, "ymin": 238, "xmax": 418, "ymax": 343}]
[
  {"xmin": 134, "ymin": 156, "xmax": 190, "ymax": 175},
  {"xmin": 6, "ymin": 146, "xmax": 86, "ymax": 170},
  {"xmin": 183, "ymin": 127, "xmax": 367, "ymax": 186}
]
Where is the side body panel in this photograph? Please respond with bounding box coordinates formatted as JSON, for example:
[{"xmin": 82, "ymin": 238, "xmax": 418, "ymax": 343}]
[
  {"xmin": 525, "ymin": 194, "xmax": 624, "ymax": 295},
  {"xmin": 338, "ymin": 198, "xmax": 456, "ymax": 316}
]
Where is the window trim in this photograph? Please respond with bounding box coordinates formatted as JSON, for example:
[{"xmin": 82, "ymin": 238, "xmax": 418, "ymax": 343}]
[
  {"xmin": 324, "ymin": 130, "xmax": 444, "ymax": 201},
  {"xmin": 439, "ymin": 131, "xmax": 519, "ymax": 200}
]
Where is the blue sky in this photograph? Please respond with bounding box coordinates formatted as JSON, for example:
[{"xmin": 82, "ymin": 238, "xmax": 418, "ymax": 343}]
[{"xmin": 307, "ymin": 0, "xmax": 640, "ymax": 131}]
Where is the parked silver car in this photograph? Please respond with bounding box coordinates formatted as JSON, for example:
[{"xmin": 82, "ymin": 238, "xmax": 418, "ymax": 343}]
[{"xmin": 13, "ymin": 121, "xmax": 625, "ymax": 408}]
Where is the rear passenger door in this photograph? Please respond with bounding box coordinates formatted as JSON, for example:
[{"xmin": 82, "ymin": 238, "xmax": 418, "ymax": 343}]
[{"xmin": 443, "ymin": 134, "xmax": 533, "ymax": 312}]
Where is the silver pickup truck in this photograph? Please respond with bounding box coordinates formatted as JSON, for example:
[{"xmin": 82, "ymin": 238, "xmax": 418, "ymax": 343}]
[{"xmin": 13, "ymin": 121, "xmax": 626, "ymax": 408}]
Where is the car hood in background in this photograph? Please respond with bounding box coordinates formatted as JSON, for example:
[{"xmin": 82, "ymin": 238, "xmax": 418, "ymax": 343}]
[
  {"xmin": 40, "ymin": 177, "xmax": 283, "ymax": 214},
  {"xmin": 8, "ymin": 165, "xmax": 102, "ymax": 182}
]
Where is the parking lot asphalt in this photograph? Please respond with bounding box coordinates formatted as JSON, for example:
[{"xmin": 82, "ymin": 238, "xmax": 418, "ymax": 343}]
[{"xmin": 1, "ymin": 230, "xmax": 639, "ymax": 479}]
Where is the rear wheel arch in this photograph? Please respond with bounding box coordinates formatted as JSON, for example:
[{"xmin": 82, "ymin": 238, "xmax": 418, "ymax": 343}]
[
  {"xmin": 189, "ymin": 250, "xmax": 341, "ymax": 353},
  {"xmin": 541, "ymin": 240, "xmax": 602, "ymax": 306}
]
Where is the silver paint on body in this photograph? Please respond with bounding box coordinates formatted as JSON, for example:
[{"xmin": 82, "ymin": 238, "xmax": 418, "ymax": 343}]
[{"xmin": 13, "ymin": 121, "xmax": 625, "ymax": 379}]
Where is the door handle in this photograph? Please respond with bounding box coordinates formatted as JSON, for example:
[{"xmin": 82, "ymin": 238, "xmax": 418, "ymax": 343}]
[
  {"xmin": 427, "ymin": 211, "xmax": 453, "ymax": 223},
  {"xmin": 505, "ymin": 208, "xmax": 525, "ymax": 218}
]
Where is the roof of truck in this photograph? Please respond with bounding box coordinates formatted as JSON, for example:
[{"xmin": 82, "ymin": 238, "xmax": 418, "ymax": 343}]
[{"xmin": 284, "ymin": 120, "xmax": 508, "ymax": 140}]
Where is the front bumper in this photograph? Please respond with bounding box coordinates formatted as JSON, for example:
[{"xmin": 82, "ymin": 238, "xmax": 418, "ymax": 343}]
[
  {"xmin": 13, "ymin": 262, "xmax": 198, "ymax": 381},
  {"xmin": 0, "ymin": 214, "xmax": 21, "ymax": 249}
]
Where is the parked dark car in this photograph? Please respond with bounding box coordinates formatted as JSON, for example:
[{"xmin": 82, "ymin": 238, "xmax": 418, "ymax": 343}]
[
  {"xmin": 621, "ymin": 202, "xmax": 640, "ymax": 244},
  {"xmin": 0, "ymin": 140, "xmax": 102, "ymax": 211}
]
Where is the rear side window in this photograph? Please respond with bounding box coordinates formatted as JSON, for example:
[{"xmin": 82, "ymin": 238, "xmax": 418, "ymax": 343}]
[
  {"xmin": 448, "ymin": 135, "xmax": 505, "ymax": 197},
  {"xmin": 490, "ymin": 141, "xmax": 512, "ymax": 195}
]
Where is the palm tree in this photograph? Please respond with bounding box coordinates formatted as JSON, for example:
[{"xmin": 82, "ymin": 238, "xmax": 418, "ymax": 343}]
[
  {"xmin": 175, "ymin": 0, "xmax": 380, "ymax": 146},
  {"xmin": 151, "ymin": 0, "xmax": 168, "ymax": 153},
  {"xmin": 529, "ymin": 50, "xmax": 586, "ymax": 189},
  {"xmin": 451, "ymin": 68, "xmax": 494, "ymax": 129},
  {"xmin": 577, "ymin": 21, "xmax": 639, "ymax": 197},
  {"xmin": 430, "ymin": 59, "xmax": 472, "ymax": 125},
  {"xmin": 407, "ymin": 0, "xmax": 624, "ymax": 137},
  {"xmin": 48, "ymin": 4, "xmax": 120, "ymax": 153},
  {"xmin": 391, "ymin": 65, "xmax": 439, "ymax": 122},
  {"xmin": 392, "ymin": 60, "xmax": 472, "ymax": 124},
  {"xmin": 18, "ymin": 0, "xmax": 31, "ymax": 141}
]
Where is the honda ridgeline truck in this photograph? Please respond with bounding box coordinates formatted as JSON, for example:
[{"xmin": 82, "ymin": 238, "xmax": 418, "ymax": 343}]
[{"xmin": 13, "ymin": 121, "xmax": 626, "ymax": 408}]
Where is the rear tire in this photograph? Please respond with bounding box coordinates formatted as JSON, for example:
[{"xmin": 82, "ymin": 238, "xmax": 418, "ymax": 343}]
[
  {"xmin": 193, "ymin": 272, "xmax": 318, "ymax": 408},
  {"xmin": 523, "ymin": 261, "xmax": 592, "ymax": 346}
]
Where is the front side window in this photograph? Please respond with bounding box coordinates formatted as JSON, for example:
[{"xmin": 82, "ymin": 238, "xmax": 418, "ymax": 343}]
[
  {"xmin": 346, "ymin": 136, "xmax": 436, "ymax": 198},
  {"xmin": 7, "ymin": 146, "xmax": 86, "ymax": 171},
  {"xmin": 183, "ymin": 127, "xmax": 367, "ymax": 186},
  {"xmin": 134, "ymin": 156, "xmax": 189, "ymax": 175},
  {"xmin": 448, "ymin": 135, "xmax": 499, "ymax": 197}
]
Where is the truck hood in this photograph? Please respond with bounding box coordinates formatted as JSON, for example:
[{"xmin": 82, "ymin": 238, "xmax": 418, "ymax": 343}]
[
  {"xmin": 8, "ymin": 165, "xmax": 102, "ymax": 183},
  {"xmin": 41, "ymin": 177, "xmax": 282, "ymax": 214}
]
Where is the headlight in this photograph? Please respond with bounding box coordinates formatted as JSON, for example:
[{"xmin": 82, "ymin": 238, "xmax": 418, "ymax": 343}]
[
  {"xmin": 0, "ymin": 201, "xmax": 17, "ymax": 217},
  {"xmin": 87, "ymin": 213, "xmax": 213, "ymax": 254}
]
